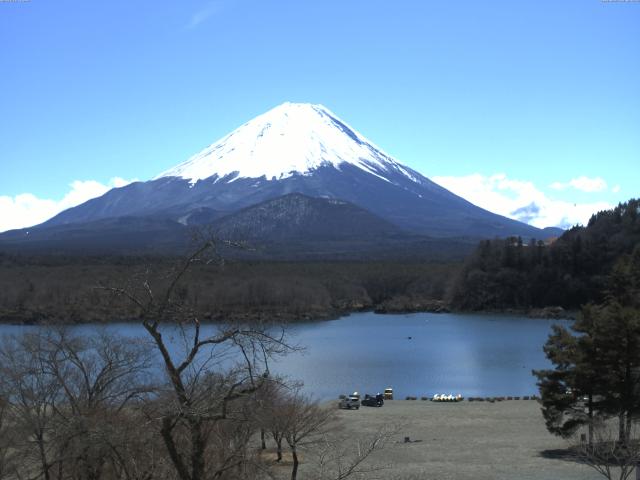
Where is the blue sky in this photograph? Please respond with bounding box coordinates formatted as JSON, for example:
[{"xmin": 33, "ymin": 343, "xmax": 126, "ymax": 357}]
[{"xmin": 1, "ymin": 0, "xmax": 638, "ymax": 231}]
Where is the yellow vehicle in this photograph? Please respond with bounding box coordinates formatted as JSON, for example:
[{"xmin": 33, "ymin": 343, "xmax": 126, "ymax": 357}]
[{"xmin": 384, "ymin": 387, "xmax": 393, "ymax": 400}]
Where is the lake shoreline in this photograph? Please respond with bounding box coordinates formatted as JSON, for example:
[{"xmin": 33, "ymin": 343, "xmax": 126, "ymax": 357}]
[
  {"xmin": 0, "ymin": 302, "xmax": 577, "ymax": 325},
  {"xmin": 0, "ymin": 312, "xmax": 569, "ymax": 399}
]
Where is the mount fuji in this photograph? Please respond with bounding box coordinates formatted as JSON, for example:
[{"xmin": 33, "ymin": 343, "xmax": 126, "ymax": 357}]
[{"xmin": 0, "ymin": 102, "xmax": 560, "ymax": 256}]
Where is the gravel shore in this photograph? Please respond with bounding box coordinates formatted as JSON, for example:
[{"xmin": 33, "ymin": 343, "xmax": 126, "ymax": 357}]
[{"xmin": 307, "ymin": 399, "xmax": 602, "ymax": 480}]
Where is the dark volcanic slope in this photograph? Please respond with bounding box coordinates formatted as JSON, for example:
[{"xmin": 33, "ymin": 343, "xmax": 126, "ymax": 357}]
[
  {"xmin": 206, "ymin": 193, "xmax": 478, "ymax": 261},
  {"xmin": 0, "ymin": 194, "xmax": 477, "ymax": 260},
  {"xmin": 0, "ymin": 216, "xmax": 189, "ymax": 255},
  {"xmin": 38, "ymin": 163, "xmax": 559, "ymax": 240},
  {"xmin": 211, "ymin": 193, "xmax": 402, "ymax": 241}
]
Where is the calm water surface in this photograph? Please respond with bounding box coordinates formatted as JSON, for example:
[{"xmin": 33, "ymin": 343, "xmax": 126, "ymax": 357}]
[{"xmin": 0, "ymin": 312, "xmax": 569, "ymax": 400}]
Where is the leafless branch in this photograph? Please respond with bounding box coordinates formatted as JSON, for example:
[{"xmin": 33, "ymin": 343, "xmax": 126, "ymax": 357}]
[{"xmin": 571, "ymin": 422, "xmax": 640, "ymax": 480}]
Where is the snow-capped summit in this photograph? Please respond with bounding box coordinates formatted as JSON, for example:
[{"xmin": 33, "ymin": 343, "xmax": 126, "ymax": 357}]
[
  {"xmin": 156, "ymin": 102, "xmax": 417, "ymax": 184},
  {"xmin": 17, "ymin": 101, "xmax": 562, "ymax": 245}
]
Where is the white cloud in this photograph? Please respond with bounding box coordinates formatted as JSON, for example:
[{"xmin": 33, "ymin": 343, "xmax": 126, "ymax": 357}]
[
  {"xmin": 0, "ymin": 177, "xmax": 136, "ymax": 233},
  {"xmin": 111, "ymin": 177, "xmax": 134, "ymax": 188},
  {"xmin": 187, "ymin": 2, "xmax": 223, "ymax": 29},
  {"xmin": 549, "ymin": 176, "xmax": 608, "ymax": 193},
  {"xmin": 432, "ymin": 173, "xmax": 612, "ymax": 229},
  {"xmin": 612, "ymin": 184, "xmax": 621, "ymax": 193}
]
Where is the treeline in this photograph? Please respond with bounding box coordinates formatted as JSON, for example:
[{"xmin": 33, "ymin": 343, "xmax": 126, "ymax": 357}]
[
  {"xmin": 0, "ymin": 258, "xmax": 460, "ymax": 324},
  {"xmin": 451, "ymin": 199, "xmax": 640, "ymax": 311}
]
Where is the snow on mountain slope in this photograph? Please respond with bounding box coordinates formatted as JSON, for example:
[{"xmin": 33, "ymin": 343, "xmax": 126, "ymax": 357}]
[
  {"xmin": 14, "ymin": 101, "xmax": 562, "ymax": 242},
  {"xmin": 155, "ymin": 102, "xmax": 418, "ymax": 184}
]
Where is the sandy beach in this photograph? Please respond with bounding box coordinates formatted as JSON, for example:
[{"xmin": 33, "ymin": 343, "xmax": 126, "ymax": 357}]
[{"xmin": 282, "ymin": 399, "xmax": 605, "ymax": 480}]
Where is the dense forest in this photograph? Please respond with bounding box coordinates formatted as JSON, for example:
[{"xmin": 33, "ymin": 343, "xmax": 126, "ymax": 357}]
[
  {"xmin": 0, "ymin": 255, "xmax": 459, "ymax": 324},
  {"xmin": 451, "ymin": 199, "xmax": 640, "ymax": 311}
]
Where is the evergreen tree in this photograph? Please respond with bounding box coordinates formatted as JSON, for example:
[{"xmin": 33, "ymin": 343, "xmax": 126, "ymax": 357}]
[
  {"xmin": 581, "ymin": 301, "xmax": 640, "ymax": 444},
  {"xmin": 452, "ymin": 199, "xmax": 640, "ymax": 311},
  {"xmin": 534, "ymin": 323, "xmax": 600, "ymax": 443},
  {"xmin": 534, "ymin": 251, "xmax": 640, "ymax": 445}
]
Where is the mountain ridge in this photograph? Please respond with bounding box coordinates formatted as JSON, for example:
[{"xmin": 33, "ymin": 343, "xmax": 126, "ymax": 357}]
[
  {"xmin": 1, "ymin": 102, "xmax": 563, "ymax": 254},
  {"xmin": 0, "ymin": 193, "xmax": 478, "ymax": 261}
]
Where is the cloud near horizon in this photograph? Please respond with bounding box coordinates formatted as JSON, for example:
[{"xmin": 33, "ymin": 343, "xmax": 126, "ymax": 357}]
[
  {"xmin": 432, "ymin": 173, "xmax": 612, "ymax": 230},
  {"xmin": 0, "ymin": 173, "xmax": 615, "ymax": 235},
  {"xmin": 0, "ymin": 177, "xmax": 136, "ymax": 233},
  {"xmin": 549, "ymin": 175, "xmax": 608, "ymax": 193}
]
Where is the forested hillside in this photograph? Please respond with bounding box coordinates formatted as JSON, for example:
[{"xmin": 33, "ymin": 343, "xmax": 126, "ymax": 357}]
[
  {"xmin": 0, "ymin": 256, "xmax": 458, "ymax": 324},
  {"xmin": 451, "ymin": 199, "xmax": 640, "ymax": 310}
]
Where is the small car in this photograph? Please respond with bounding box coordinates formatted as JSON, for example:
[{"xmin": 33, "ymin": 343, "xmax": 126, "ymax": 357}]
[
  {"xmin": 339, "ymin": 395, "xmax": 360, "ymax": 409},
  {"xmin": 361, "ymin": 393, "xmax": 384, "ymax": 407}
]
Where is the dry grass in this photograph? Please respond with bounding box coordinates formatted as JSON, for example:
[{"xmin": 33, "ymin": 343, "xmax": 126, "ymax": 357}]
[{"xmin": 286, "ymin": 399, "xmax": 604, "ymax": 480}]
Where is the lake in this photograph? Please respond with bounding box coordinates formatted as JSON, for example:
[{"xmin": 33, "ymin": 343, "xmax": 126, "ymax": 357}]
[{"xmin": 0, "ymin": 312, "xmax": 569, "ymax": 401}]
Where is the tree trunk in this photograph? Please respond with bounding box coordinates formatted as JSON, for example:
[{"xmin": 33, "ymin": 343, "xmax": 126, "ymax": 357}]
[
  {"xmin": 36, "ymin": 432, "xmax": 51, "ymax": 480},
  {"xmin": 161, "ymin": 418, "xmax": 191, "ymax": 480},
  {"xmin": 190, "ymin": 419, "xmax": 206, "ymax": 480},
  {"xmin": 276, "ymin": 438, "xmax": 283, "ymax": 462},
  {"xmin": 588, "ymin": 394, "xmax": 593, "ymax": 447},
  {"xmin": 290, "ymin": 446, "xmax": 299, "ymax": 480},
  {"xmin": 619, "ymin": 413, "xmax": 626, "ymax": 444},
  {"xmin": 624, "ymin": 350, "xmax": 633, "ymax": 446}
]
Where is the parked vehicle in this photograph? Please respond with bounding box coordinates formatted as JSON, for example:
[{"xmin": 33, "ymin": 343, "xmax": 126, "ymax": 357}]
[
  {"xmin": 384, "ymin": 387, "xmax": 394, "ymax": 400},
  {"xmin": 339, "ymin": 395, "xmax": 360, "ymax": 409},
  {"xmin": 361, "ymin": 393, "xmax": 384, "ymax": 407}
]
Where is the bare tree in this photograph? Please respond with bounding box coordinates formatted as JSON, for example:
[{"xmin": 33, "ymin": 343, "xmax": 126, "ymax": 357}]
[
  {"xmin": 103, "ymin": 239, "xmax": 295, "ymax": 480},
  {"xmin": 0, "ymin": 394, "xmax": 17, "ymax": 480},
  {"xmin": 572, "ymin": 421, "xmax": 640, "ymax": 480},
  {"xmin": 0, "ymin": 332, "xmax": 63, "ymax": 480},
  {"xmin": 280, "ymin": 391, "xmax": 334, "ymax": 480},
  {"xmin": 0, "ymin": 329, "xmax": 156, "ymax": 480},
  {"xmin": 313, "ymin": 425, "xmax": 398, "ymax": 480},
  {"xmin": 253, "ymin": 378, "xmax": 292, "ymax": 463},
  {"xmin": 46, "ymin": 330, "xmax": 154, "ymax": 480},
  {"xmin": 99, "ymin": 409, "xmax": 172, "ymax": 480},
  {"xmin": 255, "ymin": 379, "xmax": 394, "ymax": 480}
]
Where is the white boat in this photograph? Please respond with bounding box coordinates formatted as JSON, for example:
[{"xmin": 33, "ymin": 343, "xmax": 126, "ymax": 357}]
[{"xmin": 432, "ymin": 393, "xmax": 464, "ymax": 402}]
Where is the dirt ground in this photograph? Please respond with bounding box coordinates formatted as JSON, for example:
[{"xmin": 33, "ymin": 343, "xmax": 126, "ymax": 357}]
[{"xmin": 278, "ymin": 399, "xmax": 606, "ymax": 480}]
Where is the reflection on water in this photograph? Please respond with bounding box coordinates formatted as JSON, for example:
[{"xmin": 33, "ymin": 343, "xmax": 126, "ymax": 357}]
[
  {"xmin": 274, "ymin": 312, "xmax": 569, "ymax": 400},
  {"xmin": 0, "ymin": 312, "xmax": 569, "ymax": 401}
]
